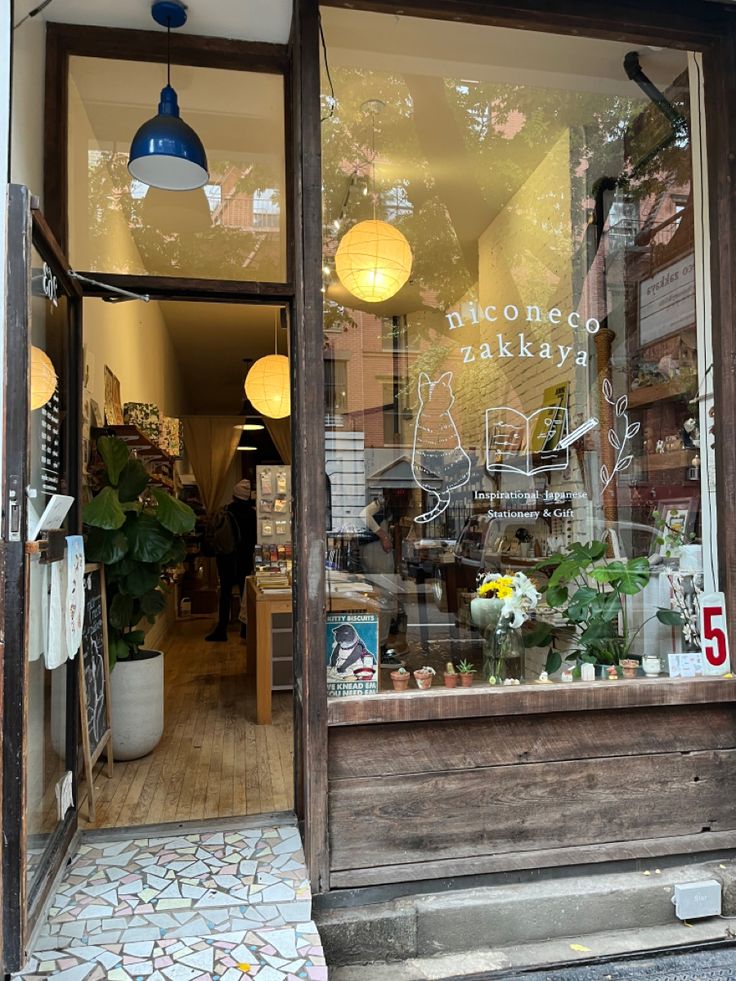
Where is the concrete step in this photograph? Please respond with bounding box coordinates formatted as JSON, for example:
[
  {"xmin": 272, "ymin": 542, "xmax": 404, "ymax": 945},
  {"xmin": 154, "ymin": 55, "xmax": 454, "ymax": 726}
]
[
  {"xmin": 329, "ymin": 919, "xmax": 732, "ymax": 981},
  {"xmin": 318, "ymin": 859, "xmax": 736, "ymax": 969}
]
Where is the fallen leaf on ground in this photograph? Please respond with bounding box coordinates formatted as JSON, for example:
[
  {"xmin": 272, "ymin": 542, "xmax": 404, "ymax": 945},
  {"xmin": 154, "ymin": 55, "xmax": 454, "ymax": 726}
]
[{"xmin": 570, "ymin": 943, "xmax": 591, "ymax": 952}]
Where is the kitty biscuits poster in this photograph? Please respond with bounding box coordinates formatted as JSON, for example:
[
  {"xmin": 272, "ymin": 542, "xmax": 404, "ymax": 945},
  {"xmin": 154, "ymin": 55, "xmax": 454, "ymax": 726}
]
[{"xmin": 326, "ymin": 612, "xmax": 380, "ymax": 697}]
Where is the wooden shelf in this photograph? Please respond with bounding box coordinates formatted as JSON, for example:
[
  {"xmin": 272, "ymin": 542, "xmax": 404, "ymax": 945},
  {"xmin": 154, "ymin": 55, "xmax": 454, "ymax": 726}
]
[
  {"xmin": 643, "ymin": 448, "xmax": 697, "ymax": 471},
  {"xmin": 93, "ymin": 425, "xmax": 176, "ymax": 466},
  {"xmin": 327, "ymin": 676, "xmax": 736, "ymax": 727},
  {"xmin": 628, "ymin": 380, "xmax": 693, "ymax": 409}
]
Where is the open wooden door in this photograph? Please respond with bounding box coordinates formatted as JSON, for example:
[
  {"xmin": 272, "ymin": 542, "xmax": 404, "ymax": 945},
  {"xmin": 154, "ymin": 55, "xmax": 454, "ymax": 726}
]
[
  {"xmin": 2, "ymin": 184, "xmax": 83, "ymax": 972},
  {"xmin": 289, "ymin": 0, "xmax": 330, "ymax": 893}
]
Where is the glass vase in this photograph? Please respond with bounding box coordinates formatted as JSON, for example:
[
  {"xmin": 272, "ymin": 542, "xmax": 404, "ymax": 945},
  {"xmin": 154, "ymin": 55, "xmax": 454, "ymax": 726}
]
[{"xmin": 483, "ymin": 614, "xmax": 526, "ymax": 682}]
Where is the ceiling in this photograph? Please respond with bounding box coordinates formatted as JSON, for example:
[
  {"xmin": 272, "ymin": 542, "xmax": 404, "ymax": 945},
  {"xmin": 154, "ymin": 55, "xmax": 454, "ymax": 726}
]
[
  {"xmin": 156, "ymin": 302, "xmax": 287, "ymax": 414},
  {"xmin": 23, "ymin": 0, "xmax": 292, "ymax": 44}
]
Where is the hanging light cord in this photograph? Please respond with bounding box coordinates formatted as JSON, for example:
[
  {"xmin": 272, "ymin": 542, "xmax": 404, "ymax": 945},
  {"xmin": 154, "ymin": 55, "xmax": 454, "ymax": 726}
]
[
  {"xmin": 319, "ymin": 12, "xmax": 336, "ymax": 122},
  {"xmin": 371, "ymin": 109, "xmax": 377, "ymax": 222},
  {"xmin": 13, "ymin": 0, "xmax": 55, "ymax": 30},
  {"xmin": 167, "ymin": 17, "xmax": 172, "ymax": 87}
]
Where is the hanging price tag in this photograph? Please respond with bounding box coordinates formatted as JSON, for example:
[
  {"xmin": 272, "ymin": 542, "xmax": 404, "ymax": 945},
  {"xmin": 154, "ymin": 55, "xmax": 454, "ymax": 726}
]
[{"xmin": 699, "ymin": 592, "xmax": 731, "ymax": 675}]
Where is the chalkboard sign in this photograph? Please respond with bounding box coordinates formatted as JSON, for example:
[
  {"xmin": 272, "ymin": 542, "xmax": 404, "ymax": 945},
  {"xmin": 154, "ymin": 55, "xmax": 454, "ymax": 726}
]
[{"xmin": 79, "ymin": 564, "xmax": 113, "ymax": 821}]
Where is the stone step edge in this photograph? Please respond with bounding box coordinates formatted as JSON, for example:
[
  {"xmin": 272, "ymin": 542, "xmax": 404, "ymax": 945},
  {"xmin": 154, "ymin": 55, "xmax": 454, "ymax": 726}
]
[{"xmin": 328, "ymin": 917, "xmax": 731, "ymax": 981}]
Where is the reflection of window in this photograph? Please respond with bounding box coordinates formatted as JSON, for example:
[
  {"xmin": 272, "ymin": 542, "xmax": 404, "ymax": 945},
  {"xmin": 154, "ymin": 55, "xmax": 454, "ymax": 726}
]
[
  {"xmin": 381, "ymin": 318, "xmax": 407, "ymax": 351},
  {"xmin": 325, "ymin": 358, "xmax": 348, "ymax": 414},
  {"xmin": 383, "ymin": 381, "xmax": 406, "ymax": 444},
  {"xmin": 252, "ymin": 189, "xmax": 281, "ymax": 229}
]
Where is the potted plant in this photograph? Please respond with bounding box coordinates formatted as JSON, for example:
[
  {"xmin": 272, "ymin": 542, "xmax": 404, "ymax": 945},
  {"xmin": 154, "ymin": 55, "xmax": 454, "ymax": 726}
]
[
  {"xmin": 457, "ymin": 659, "xmax": 475, "ymax": 687},
  {"xmin": 619, "ymin": 657, "xmax": 639, "ymax": 679},
  {"xmin": 531, "ymin": 540, "xmax": 683, "ymax": 678},
  {"xmin": 443, "ymin": 662, "xmax": 458, "ymax": 688},
  {"xmin": 390, "ymin": 666, "xmax": 410, "ymax": 691},
  {"xmin": 413, "ymin": 665, "xmax": 436, "ymax": 690},
  {"xmin": 83, "ymin": 436, "xmax": 195, "ymax": 760}
]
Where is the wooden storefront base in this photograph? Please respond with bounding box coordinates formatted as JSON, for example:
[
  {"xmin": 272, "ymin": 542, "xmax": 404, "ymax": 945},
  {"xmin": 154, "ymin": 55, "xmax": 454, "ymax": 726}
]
[{"xmin": 327, "ymin": 681, "xmax": 736, "ymax": 889}]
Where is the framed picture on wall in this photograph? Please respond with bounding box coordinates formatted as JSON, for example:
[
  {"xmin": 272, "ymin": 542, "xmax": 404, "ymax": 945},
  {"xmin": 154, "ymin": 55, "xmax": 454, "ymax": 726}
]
[{"xmin": 652, "ymin": 495, "xmax": 699, "ymax": 556}]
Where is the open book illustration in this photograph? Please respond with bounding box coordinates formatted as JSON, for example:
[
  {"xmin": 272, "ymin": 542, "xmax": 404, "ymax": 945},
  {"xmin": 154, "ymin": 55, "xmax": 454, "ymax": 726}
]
[{"xmin": 485, "ymin": 407, "xmax": 598, "ymax": 476}]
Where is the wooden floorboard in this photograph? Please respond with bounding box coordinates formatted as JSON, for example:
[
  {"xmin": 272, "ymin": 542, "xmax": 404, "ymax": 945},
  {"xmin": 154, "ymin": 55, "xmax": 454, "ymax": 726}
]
[{"xmin": 78, "ymin": 621, "xmax": 294, "ymax": 829}]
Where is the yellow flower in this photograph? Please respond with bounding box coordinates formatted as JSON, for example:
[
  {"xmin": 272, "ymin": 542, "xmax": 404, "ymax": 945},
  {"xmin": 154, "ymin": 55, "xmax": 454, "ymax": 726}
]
[{"xmin": 495, "ymin": 585, "xmax": 513, "ymax": 599}]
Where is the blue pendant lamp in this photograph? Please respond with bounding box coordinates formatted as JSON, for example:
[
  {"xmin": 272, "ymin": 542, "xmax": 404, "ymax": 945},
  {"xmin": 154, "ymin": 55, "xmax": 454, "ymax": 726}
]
[{"xmin": 128, "ymin": 1, "xmax": 209, "ymax": 191}]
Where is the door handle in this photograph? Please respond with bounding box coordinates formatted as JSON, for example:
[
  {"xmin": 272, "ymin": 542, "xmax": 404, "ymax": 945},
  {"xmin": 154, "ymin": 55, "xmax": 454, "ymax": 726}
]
[{"xmin": 7, "ymin": 475, "xmax": 21, "ymax": 542}]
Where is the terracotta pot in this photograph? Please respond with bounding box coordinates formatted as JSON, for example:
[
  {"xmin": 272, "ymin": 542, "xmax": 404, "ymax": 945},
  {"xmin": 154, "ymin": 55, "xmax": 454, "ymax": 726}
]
[
  {"xmin": 443, "ymin": 673, "xmax": 458, "ymax": 688},
  {"xmin": 390, "ymin": 671, "xmax": 410, "ymax": 691},
  {"xmin": 413, "ymin": 670, "xmax": 434, "ymax": 690},
  {"xmin": 459, "ymin": 672, "xmax": 474, "ymax": 687},
  {"xmin": 620, "ymin": 658, "xmax": 638, "ymax": 679}
]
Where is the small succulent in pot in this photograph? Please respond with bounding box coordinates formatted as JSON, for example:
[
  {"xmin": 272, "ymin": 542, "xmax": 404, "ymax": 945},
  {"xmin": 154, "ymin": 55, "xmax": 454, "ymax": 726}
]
[
  {"xmin": 443, "ymin": 661, "xmax": 458, "ymax": 688},
  {"xmin": 390, "ymin": 666, "xmax": 410, "ymax": 691},
  {"xmin": 413, "ymin": 665, "xmax": 436, "ymax": 690},
  {"xmin": 457, "ymin": 659, "xmax": 475, "ymax": 687}
]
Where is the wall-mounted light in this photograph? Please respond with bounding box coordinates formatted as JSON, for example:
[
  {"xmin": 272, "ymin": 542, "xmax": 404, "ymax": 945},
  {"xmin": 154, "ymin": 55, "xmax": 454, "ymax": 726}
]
[
  {"xmin": 236, "ymin": 446, "xmax": 258, "ymax": 451},
  {"xmin": 30, "ymin": 346, "xmax": 57, "ymax": 410},
  {"xmin": 234, "ymin": 423, "xmax": 265, "ymax": 431},
  {"xmin": 128, "ymin": 1, "xmax": 209, "ymax": 191}
]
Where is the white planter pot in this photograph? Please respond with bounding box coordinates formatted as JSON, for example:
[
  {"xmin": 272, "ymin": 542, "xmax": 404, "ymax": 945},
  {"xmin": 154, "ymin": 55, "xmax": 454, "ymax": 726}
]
[
  {"xmin": 110, "ymin": 650, "xmax": 164, "ymax": 761},
  {"xmin": 470, "ymin": 597, "xmax": 503, "ymax": 632}
]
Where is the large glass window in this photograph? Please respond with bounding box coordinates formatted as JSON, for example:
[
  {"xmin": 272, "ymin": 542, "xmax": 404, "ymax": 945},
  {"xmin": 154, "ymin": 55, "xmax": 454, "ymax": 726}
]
[
  {"xmin": 68, "ymin": 56, "xmax": 287, "ymax": 282},
  {"xmin": 322, "ymin": 10, "xmax": 713, "ymax": 694}
]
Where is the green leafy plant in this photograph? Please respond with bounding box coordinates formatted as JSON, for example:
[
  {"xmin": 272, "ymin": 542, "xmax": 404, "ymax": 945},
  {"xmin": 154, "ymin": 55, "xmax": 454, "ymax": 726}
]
[
  {"xmin": 531, "ymin": 540, "xmax": 683, "ymax": 674},
  {"xmin": 457, "ymin": 659, "xmax": 475, "ymax": 674},
  {"xmin": 83, "ymin": 436, "xmax": 196, "ymax": 668}
]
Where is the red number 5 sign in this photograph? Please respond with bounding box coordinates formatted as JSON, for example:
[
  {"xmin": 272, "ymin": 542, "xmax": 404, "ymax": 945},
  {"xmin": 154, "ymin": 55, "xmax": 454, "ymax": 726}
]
[{"xmin": 699, "ymin": 592, "xmax": 731, "ymax": 675}]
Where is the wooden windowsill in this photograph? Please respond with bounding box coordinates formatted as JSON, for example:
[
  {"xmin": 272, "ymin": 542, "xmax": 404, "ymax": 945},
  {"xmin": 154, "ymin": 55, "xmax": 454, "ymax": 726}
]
[{"xmin": 327, "ymin": 676, "xmax": 736, "ymax": 726}]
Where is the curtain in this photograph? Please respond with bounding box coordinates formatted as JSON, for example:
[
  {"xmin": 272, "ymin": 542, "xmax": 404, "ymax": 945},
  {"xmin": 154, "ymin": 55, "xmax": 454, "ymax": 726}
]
[
  {"xmin": 183, "ymin": 417, "xmax": 241, "ymax": 514},
  {"xmin": 264, "ymin": 416, "xmax": 292, "ymax": 464}
]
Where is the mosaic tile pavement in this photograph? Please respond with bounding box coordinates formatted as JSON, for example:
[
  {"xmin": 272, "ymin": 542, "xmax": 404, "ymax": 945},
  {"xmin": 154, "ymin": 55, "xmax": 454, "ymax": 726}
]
[
  {"xmin": 17, "ymin": 824, "xmax": 327, "ymax": 980},
  {"xmin": 18, "ymin": 925, "xmax": 327, "ymax": 981}
]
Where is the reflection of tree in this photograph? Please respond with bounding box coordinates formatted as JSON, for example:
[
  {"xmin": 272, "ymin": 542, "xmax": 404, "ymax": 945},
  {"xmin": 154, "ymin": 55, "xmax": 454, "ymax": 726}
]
[{"xmin": 84, "ymin": 151, "xmax": 284, "ymax": 280}]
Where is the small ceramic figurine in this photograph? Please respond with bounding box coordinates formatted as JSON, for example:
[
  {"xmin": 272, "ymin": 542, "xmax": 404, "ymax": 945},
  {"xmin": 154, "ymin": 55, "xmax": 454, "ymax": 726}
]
[
  {"xmin": 561, "ymin": 669, "xmax": 574, "ymax": 683},
  {"xmin": 606, "ymin": 665, "xmax": 619, "ymax": 680},
  {"xmin": 536, "ymin": 671, "xmax": 553, "ymax": 684},
  {"xmin": 580, "ymin": 662, "xmax": 596, "ymax": 682},
  {"xmin": 656, "ymin": 439, "xmax": 665, "ymax": 454},
  {"xmin": 683, "ymin": 417, "xmax": 700, "ymax": 449}
]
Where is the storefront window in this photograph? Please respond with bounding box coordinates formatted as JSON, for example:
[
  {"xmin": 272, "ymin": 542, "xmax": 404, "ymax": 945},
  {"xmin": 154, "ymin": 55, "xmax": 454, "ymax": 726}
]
[
  {"xmin": 68, "ymin": 56, "xmax": 287, "ymax": 282},
  {"xmin": 322, "ymin": 10, "xmax": 713, "ymax": 694}
]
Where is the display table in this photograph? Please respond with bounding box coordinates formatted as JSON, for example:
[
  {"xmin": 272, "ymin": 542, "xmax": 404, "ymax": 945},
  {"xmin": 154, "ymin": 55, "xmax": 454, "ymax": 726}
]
[{"xmin": 245, "ymin": 576, "xmax": 379, "ymax": 725}]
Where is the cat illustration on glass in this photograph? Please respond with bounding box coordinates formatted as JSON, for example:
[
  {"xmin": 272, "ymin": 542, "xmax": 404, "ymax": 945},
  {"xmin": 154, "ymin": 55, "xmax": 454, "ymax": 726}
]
[{"xmin": 412, "ymin": 371, "xmax": 471, "ymax": 523}]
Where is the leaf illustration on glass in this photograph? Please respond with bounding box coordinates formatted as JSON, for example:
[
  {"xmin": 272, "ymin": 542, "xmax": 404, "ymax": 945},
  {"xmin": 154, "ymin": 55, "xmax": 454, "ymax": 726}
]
[{"xmin": 601, "ymin": 380, "xmax": 636, "ymax": 494}]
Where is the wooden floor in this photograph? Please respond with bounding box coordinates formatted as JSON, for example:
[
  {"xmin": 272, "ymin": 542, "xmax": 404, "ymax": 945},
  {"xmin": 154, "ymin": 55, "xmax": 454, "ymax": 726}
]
[{"xmin": 79, "ymin": 620, "xmax": 294, "ymax": 829}]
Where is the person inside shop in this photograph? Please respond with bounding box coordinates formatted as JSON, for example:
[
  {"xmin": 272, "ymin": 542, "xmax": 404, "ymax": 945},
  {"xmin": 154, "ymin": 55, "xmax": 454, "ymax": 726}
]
[
  {"xmin": 205, "ymin": 478, "xmax": 257, "ymax": 642},
  {"xmin": 359, "ymin": 495, "xmax": 395, "ymax": 574}
]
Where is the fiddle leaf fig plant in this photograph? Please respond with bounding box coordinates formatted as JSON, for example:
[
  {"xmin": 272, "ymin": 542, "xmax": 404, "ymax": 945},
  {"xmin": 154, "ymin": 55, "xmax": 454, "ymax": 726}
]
[
  {"xmin": 83, "ymin": 436, "xmax": 195, "ymax": 668},
  {"xmin": 531, "ymin": 540, "xmax": 684, "ymax": 673}
]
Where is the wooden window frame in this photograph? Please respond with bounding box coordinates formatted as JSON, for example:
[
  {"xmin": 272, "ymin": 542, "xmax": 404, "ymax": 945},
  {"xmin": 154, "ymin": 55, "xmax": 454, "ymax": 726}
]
[{"xmin": 44, "ymin": 22, "xmax": 293, "ymax": 299}]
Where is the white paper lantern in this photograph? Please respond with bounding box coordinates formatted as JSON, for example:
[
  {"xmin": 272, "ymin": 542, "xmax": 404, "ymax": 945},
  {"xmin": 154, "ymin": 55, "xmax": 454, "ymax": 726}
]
[
  {"xmin": 245, "ymin": 354, "xmax": 290, "ymax": 419},
  {"xmin": 335, "ymin": 219, "xmax": 412, "ymax": 303},
  {"xmin": 30, "ymin": 346, "xmax": 57, "ymax": 410}
]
